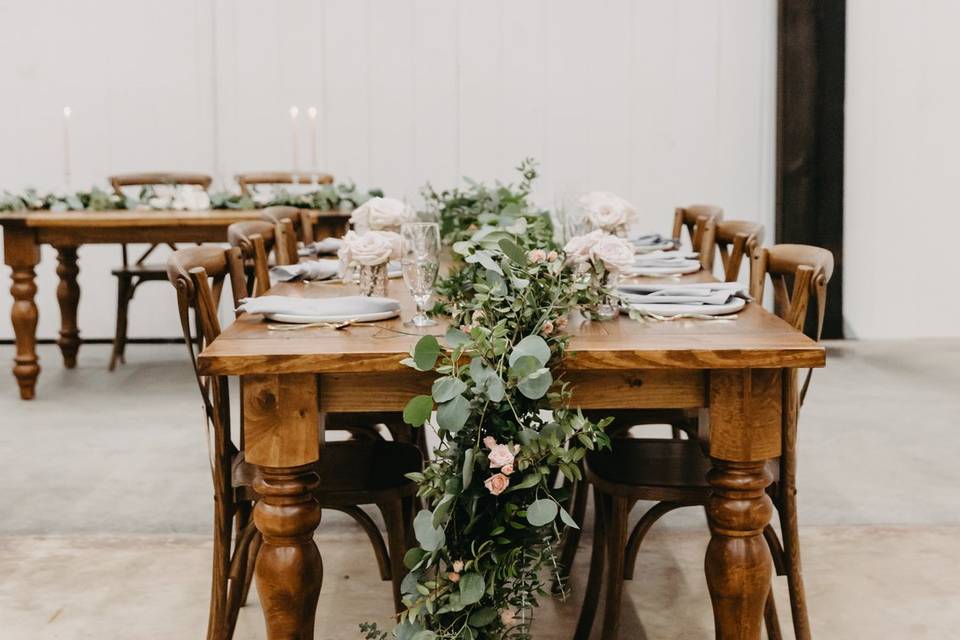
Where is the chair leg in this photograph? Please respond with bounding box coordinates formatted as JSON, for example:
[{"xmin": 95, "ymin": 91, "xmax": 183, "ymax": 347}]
[
  {"xmin": 206, "ymin": 502, "xmax": 233, "ymax": 640},
  {"xmin": 239, "ymin": 532, "xmax": 261, "ymax": 607},
  {"xmin": 764, "ymin": 584, "xmax": 784, "ymax": 640},
  {"xmin": 556, "ymin": 474, "xmax": 589, "ymax": 591},
  {"xmin": 109, "ymin": 274, "xmax": 134, "ymax": 371},
  {"xmin": 781, "ymin": 498, "xmax": 813, "ymax": 640},
  {"xmin": 573, "ymin": 488, "xmax": 607, "ymax": 640},
  {"xmin": 378, "ymin": 499, "xmax": 410, "ymax": 614},
  {"xmin": 600, "ymin": 494, "xmax": 630, "ymax": 640},
  {"xmin": 335, "ymin": 506, "xmax": 392, "ymax": 581}
]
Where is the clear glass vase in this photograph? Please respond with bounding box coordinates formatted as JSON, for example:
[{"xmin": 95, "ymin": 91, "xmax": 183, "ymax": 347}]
[
  {"xmin": 358, "ymin": 263, "xmax": 389, "ymax": 297},
  {"xmin": 594, "ymin": 270, "xmax": 620, "ymax": 321}
]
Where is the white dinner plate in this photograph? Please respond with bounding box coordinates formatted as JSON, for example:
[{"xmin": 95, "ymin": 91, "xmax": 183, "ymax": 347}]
[
  {"xmin": 264, "ymin": 308, "xmax": 401, "ymax": 324},
  {"xmin": 624, "ymin": 296, "xmax": 745, "ymax": 317},
  {"xmin": 626, "ymin": 262, "xmax": 702, "ymax": 277}
]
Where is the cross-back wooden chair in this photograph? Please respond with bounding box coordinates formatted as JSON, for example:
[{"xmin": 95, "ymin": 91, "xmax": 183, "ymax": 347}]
[
  {"xmin": 260, "ymin": 205, "xmax": 316, "ymax": 264},
  {"xmin": 574, "ymin": 243, "xmax": 834, "ymax": 640},
  {"xmin": 107, "ymin": 172, "xmax": 212, "ymax": 370},
  {"xmin": 715, "ymin": 219, "xmax": 765, "ymax": 283},
  {"xmin": 236, "ymin": 171, "xmax": 334, "ymax": 197},
  {"xmin": 672, "ymin": 204, "xmax": 723, "ymax": 272},
  {"xmin": 167, "ymin": 245, "xmax": 420, "ymax": 639}
]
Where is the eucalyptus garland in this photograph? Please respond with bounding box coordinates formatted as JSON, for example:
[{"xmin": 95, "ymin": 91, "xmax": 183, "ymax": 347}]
[
  {"xmin": 0, "ymin": 182, "xmax": 380, "ymax": 213},
  {"xmin": 422, "ymin": 159, "xmax": 552, "ymax": 247},
  {"xmin": 365, "ymin": 173, "xmax": 611, "ymax": 640}
]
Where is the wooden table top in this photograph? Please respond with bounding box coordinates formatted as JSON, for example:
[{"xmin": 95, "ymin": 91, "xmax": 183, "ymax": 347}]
[
  {"xmin": 0, "ymin": 208, "xmax": 350, "ymax": 228},
  {"xmin": 198, "ymin": 273, "xmax": 825, "ymax": 376}
]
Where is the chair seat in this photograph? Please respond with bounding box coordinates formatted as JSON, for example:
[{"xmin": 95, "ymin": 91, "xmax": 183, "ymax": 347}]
[
  {"xmin": 585, "ymin": 438, "xmax": 712, "ymax": 501},
  {"xmin": 233, "ymin": 440, "xmax": 421, "ymax": 504},
  {"xmin": 111, "ymin": 263, "xmax": 170, "ymax": 278}
]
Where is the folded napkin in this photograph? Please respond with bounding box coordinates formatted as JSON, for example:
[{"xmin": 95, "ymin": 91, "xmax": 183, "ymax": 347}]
[
  {"xmin": 298, "ymin": 238, "xmax": 343, "ymax": 257},
  {"xmin": 617, "ymin": 282, "xmax": 749, "ymax": 306},
  {"xmin": 630, "ymin": 233, "xmax": 667, "ymax": 246},
  {"xmin": 237, "ymin": 295, "xmax": 401, "ymax": 317},
  {"xmin": 631, "ymin": 250, "xmax": 700, "ymax": 268},
  {"xmin": 270, "ymin": 259, "xmax": 341, "ymax": 282}
]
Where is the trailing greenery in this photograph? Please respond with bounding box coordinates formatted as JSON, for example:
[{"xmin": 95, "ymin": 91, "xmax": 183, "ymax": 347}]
[
  {"xmin": 366, "ymin": 166, "xmax": 611, "ymax": 640},
  {"xmin": 0, "ymin": 182, "xmax": 381, "ymax": 212},
  {"xmin": 422, "ymin": 159, "xmax": 553, "ymax": 248}
]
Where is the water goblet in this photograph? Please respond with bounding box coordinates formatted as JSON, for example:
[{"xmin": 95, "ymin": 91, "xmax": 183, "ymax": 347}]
[{"xmin": 400, "ymin": 222, "xmax": 441, "ymax": 327}]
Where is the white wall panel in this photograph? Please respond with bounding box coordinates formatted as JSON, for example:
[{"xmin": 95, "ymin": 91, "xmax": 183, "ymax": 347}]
[{"xmin": 0, "ymin": 0, "xmax": 777, "ymax": 341}]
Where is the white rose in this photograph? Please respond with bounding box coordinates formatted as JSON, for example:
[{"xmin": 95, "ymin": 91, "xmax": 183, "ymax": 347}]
[
  {"xmin": 351, "ymin": 196, "xmax": 414, "ymax": 232},
  {"xmin": 339, "ymin": 230, "xmax": 397, "ymax": 267},
  {"xmin": 590, "ymin": 234, "xmax": 635, "ymax": 273},
  {"xmin": 579, "ymin": 191, "xmax": 637, "ymax": 232},
  {"xmin": 172, "ymin": 187, "xmax": 210, "ymax": 211},
  {"xmin": 563, "ymin": 229, "xmax": 605, "ymax": 264}
]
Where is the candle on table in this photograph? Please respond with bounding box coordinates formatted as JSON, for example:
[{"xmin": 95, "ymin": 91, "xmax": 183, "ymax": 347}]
[
  {"xmin": 307, "ymin": 106, "xmax": 318, "ymax": 183},
  {"xmin": 62, "ymin": 106, "xmax": 72, "ymax": 190},
  {"xmin": 289, "ymin": 105, "xmax": 300, "ymax": 183}
]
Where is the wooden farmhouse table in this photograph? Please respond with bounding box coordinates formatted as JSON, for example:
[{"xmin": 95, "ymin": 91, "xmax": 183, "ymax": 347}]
[
  {"xmin": 0, "ymin": 209, "xmax": 349, "ymax": 399},
  {"xmin": 197, "ymin": 274, "xmax": 825, "ymax": 640}
]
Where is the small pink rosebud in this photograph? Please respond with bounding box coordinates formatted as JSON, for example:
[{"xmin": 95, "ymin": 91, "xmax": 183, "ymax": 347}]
[
  {"xmin": 448, "ymin": 572, "xmax": 461, "ymax": 583},
  {"xmin": 542, "ymin": 320, "xmax": 554, "ymax": 335},
  {"xmin": 483, "ymin": 436, "xmax": 497, "ymax": 449},
  {"xmin": 547, "ymin": 250, "xmax": 559, "ymax": 261},
  {"xmin": 501, "ymin": 463, "xmax": 514, "ymax": 476},
  {"xmin": 452, "ymin": 560, "xmax": 464, "ymax": 572},
  {"xmin": 527, "ymin": 249, "xmax": 547, "ymax": 263}
]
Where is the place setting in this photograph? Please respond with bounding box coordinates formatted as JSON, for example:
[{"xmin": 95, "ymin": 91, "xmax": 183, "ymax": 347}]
[{"xmin": 240, "ymin": 198, "xmax": 443, "ymax": 332}]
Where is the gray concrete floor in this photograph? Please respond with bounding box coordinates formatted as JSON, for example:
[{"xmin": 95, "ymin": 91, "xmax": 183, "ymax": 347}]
[{"xmin": 1, "ymin": 340, "xmax": 959, "ymax": 638}]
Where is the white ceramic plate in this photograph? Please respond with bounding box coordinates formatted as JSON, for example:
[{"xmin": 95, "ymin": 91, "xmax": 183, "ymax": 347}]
[
  {"xmin": 265, "ymin": 308, "xmax": 401, "ymax": 324},
  {"xmin": 626, "ymin": 262, "xmax": 702, "ymax": 277},
  {"xmin": 625, "ymin": 297, "xmax": 745, "ymax": 317}
]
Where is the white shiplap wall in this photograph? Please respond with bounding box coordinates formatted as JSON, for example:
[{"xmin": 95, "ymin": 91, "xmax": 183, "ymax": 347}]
[{"xmin": 0, "ymin": 0, "xmax": 776, "ymax": 340}]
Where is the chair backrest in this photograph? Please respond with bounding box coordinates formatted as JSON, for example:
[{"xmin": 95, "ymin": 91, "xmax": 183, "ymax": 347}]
[
  {"xmin": 715, "ymin": 220, "xmax": 765, "ymax": 283},
  {"xmin": 236, "ymin": 171, "xmax": 334, "ymax": 196},
  {"xmin": 109, "ymin": 172, "xmax": 212, "ymax": 194},
  {"xmin": 672, "ymin": 204, "xmax": 723, "ymax": 271},
  {"xmin": 167, "ymin": 245, "xmax": 248, "ymax": 496},
  {"xmin": 261, "ymin": 205, "xmax": 312, "ymax": 263},
  {"xmin": 227, "ymin": 220, "xmax": 276, "ymax": 297},
  {"xmin": 751, "ymin": 243, "xmax": 834, "ymax": 403}
]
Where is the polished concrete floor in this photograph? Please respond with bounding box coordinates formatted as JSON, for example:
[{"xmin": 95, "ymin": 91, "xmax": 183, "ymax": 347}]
[{"xmin": 1, "ymin": 340, "xmax": 959, "ymax": 638}]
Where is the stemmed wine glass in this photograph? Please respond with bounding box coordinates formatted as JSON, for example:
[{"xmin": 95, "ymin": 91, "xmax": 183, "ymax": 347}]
[{"xmin": 400, "ymin": 222, "xmax": 441, "ymax": 327}]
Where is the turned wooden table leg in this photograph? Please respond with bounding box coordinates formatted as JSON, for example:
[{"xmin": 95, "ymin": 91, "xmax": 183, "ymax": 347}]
[
  {"xmin": 55, "ymin": 246, "xmax": 81, "ymax": 368},
  {"xmin": 705, "ymin": 458, "xmax": 775, "ymax": 640},
  {"xmin": 4, "ymin": 227, "xmax": 41, "ymax": 399},
  {"xmin": 253, "ymin": 464, "xmax": 323, "ymax": 640},
  {"xmin": 244, "ymin": 373, "xmax": 323, "ymax": 640}
]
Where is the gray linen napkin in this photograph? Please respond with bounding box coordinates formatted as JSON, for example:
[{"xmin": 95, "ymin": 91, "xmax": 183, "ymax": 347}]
[
  {"xmin": 237, "ymin": 295, "xmax": 401, "ymax": 317},
  {"xmin": 631, "ymin": 250, "xmax": 700, "ymax": 268},
  {"xmin": 298, "ymin": 238, "xmax": 343, "ymax": 257},
  {"xmin": 270, "ymin": 259, "xmax": 341, "ymax": 282},
  {"xmin": 617, "ymin": 282, "xmax": 749, "ymax": 306}
]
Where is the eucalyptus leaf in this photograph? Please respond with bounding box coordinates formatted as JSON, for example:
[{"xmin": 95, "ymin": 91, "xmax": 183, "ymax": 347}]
[
  {"xmin": 498, "ymin": 237, "xmax": 528, "ymax": 265},
  {"xmin": 508, "ymin": 354, "xmax": 540, "ymax": 380},
  {"xmin": 526, "ymin": 498, "xmax": 559, "ymax": 527},
  {"xmin": 465, "ymin": 250, "xmax": 502, "ymax": 275},
  {"xmin": 436, "ymin": 394, "xmax": 470, "ymax": 433},
  {"xmin": 433, "ymin": 494, "xmax": 455, "ymax": 528},
  {"xmin": 413, "ymin": 509, "xmax": 445, "ymax": 552},
  {"xmin": 517, "ymin": 367, "xmax": 553, "ymax": 400},
  {"xmin": 432, "ymin": 376, "xmax": 467, "ymax": 403},
  {"xmin": 401, "ymin": 570, "xmax": 421, "ymax": 597},
  {"xmin": 411, "ymin": 632, "xmax": 437, "ymax": 640},
  {"xmin": 444, "ymin": 327, "xmax": 471, "ymax": 347},
  {"xmin": 462, "ymin": 448, "xmax": 475, "ymax": 489},
  {"xmin": 559, "ymin": 505, "xmax": 580, "ymax": 530},
  {"xmin": 509, "ymin": 335, "xmax": 551, "ymax": 367},
  {"xmin": 485, "ymin": 376, "xmax": 505, "ymax": 402},
  {"xmin": 404, "ymin": 547, "xmax": 427, "ymax": 570},
  {"xmin": 468, "ymin": 607, "xmax": 498, "ymax": 627},
  {"xmin": 458, "ymin": 572, "xmax": 485, "ymax": 605},
  {"xmin": 413, "ymin": 335, "xmax": 441, "ymax": 371},
  {"xmin": 403, "ymin": 395, "xmax": 434, "ymax": 427}
]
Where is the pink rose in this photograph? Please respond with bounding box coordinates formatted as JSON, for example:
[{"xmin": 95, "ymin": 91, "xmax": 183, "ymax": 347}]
[
  {"xmin": 487, "ymin": 443, "xmax": 516, "ymax": 469},
  {"xmin": 555, "ymin": 316, "xmax": 569, "ymax": 331},
  {"xmin": 448, "ymin": 572, "xmax": 460, "ymax": 583},
  {"xmin": 501, "ymin": 463, "xmax": 514, "ymax": 476},
  {"xmin": 547, "ymin": 250, "xmax": 559, "ymax": 262},
  {"xmin": 484, "ymin": 473, "xmax": 510, "ymax": 496},
  {"xmin": 563, "ymin": 229, "xmax": 605, "ymax": 264},
  {"xmin": 483, "ymin": 436, "xmax": 497, "ymax": 449},
  {"xmin": 528, "ymin": 249, "xmax": 547, "ymax": 263},
  {"xmin": 452, "ymin": 560, "xmax": 464, "ymax": 572},
  {"xmin": 542, "ymin": 320, "xmax": 554, "ymax": 336}
]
